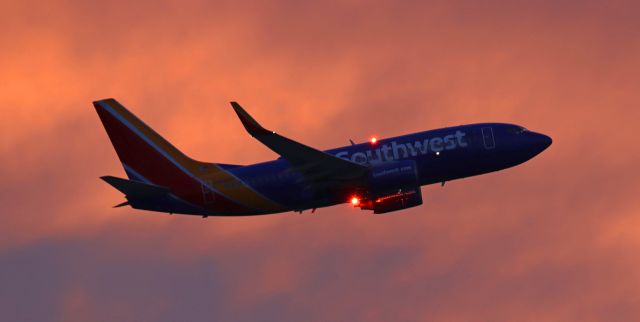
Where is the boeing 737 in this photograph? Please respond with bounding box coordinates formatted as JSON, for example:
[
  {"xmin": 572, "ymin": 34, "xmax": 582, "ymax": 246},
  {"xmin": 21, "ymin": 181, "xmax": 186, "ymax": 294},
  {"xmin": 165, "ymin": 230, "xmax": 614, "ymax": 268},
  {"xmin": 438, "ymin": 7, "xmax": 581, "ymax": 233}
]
[{"xmin": 95, "ymin": 99, "xmax": 552, "ymax": 216}]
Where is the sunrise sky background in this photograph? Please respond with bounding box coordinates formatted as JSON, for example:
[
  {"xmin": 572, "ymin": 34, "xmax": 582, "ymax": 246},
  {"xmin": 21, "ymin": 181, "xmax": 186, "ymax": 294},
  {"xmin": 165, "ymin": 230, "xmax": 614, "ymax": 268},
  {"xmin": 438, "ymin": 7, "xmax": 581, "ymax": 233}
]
[{"xmin": 1, "ymin": 0, "xmax": 640, "ymax": 321}]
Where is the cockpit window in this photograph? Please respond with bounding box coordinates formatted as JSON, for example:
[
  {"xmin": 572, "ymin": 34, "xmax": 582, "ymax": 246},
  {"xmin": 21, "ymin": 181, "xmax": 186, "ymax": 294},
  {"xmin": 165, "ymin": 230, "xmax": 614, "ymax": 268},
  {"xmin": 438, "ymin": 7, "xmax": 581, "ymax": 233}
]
[{"xmin": 508, "ymin": 126, "xmax": 527, "ymax": 134}]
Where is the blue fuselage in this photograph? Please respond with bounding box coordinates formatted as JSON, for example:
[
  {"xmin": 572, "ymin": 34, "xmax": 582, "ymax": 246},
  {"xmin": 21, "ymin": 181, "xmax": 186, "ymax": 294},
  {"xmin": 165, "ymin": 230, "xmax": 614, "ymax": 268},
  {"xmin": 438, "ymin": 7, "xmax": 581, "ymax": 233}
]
[{"xmin": 226, "ymin": 123, "xmax": 552, "ymax": 212}]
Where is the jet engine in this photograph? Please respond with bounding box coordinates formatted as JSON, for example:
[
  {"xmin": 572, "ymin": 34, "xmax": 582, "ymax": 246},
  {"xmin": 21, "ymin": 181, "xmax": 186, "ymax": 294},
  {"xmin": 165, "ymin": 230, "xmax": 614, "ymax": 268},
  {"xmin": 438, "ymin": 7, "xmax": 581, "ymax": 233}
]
[{"xmin": 356, "ymin": 160, "xmax": 423, "ymax": 214}]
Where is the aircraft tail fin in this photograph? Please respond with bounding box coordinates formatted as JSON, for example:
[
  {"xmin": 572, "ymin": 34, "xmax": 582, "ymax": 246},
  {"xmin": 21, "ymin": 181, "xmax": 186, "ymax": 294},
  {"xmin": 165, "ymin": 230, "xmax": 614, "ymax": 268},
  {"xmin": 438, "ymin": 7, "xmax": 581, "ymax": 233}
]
[
  {"xmin": 93, "ymin": 98, "xmax": 208, "ymax": 185},
  {"xmin": 94, "ymin": 98, "xmax": 278, "ymax": 215}
]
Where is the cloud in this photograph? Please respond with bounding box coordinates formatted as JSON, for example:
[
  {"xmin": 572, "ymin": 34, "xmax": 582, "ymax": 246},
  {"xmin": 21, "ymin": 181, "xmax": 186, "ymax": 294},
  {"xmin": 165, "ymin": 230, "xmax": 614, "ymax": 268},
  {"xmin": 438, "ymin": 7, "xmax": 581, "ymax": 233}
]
[{"xmin": 1, "ymin": 0, "xmax": 640, "ymax": 321}]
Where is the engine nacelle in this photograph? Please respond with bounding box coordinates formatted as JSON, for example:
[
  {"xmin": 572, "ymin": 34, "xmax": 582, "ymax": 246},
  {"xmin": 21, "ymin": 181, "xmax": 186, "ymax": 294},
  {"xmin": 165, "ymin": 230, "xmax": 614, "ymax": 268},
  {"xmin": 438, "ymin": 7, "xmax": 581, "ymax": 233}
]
[
  {"xmin": 359, "ymin": 188, "xmax": 423, "ymax": 214},
  {"xmin": 358, "ymin": 160, "xmax": 423, "ymax": 214}
]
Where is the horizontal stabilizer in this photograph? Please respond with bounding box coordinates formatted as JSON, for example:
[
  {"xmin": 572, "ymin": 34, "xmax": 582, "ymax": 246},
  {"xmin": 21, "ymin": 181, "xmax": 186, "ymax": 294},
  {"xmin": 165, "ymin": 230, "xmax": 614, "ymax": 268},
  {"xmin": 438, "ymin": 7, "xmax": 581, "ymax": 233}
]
[
  {"xmin": 101, "ymin": 176, "xmax": 170, "ymax": 199},
  {"xmin": 113, "ymin": 201, "xmax": 130, "ymax": 208}
]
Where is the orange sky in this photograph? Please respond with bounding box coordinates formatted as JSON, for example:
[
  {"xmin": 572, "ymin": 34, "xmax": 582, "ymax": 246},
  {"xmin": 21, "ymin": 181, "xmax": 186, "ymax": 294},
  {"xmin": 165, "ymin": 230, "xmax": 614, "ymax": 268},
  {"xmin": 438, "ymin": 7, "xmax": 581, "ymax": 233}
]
[{"xmin": 1, "ymin": 0, "xmax": 640, "ymax": 321}]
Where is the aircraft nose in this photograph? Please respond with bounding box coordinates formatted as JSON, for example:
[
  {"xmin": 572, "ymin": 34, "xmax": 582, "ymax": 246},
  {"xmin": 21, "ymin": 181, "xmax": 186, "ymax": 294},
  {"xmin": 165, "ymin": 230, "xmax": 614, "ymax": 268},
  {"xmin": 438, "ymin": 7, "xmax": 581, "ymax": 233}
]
[
  {"xmin": 540, "ymin": 133, "xmax": 552, "ymax": 149},
  {"xmin": 532, "ymin": 132, "xmax": 552, "ymax": 153}
]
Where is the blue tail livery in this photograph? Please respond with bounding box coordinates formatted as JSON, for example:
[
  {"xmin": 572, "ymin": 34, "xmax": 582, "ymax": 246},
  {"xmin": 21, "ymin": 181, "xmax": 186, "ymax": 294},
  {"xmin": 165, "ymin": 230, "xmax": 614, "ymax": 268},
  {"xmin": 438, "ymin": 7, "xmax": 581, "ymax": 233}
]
[{"xmin": 94, "ymin": 98, "xmax": 552, "ymax": 216}]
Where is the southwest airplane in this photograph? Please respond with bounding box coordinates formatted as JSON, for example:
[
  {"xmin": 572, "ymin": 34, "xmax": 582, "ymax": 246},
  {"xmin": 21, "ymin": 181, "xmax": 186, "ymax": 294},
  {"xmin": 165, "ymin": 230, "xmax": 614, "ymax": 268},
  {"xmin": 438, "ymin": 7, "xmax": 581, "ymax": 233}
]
[{"xmin": 95, "ymin": 99, "xmax": 552, "ymax": 216}]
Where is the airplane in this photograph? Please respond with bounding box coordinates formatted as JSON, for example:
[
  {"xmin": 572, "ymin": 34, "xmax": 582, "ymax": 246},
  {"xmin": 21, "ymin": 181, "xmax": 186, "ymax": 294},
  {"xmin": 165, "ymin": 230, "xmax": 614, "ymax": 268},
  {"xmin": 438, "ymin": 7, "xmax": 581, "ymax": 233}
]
[{"xmin": 94, "ymin": 98, "xmax": 552, "ymax": 217}]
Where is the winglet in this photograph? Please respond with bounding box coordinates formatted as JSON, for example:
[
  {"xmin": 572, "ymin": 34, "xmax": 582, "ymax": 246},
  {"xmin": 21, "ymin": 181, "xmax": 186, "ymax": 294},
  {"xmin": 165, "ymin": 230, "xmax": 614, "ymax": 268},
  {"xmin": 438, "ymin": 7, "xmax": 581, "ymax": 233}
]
[{"xmin": 230, "ymin": 102, "xmax": 272, "ymax": 137}]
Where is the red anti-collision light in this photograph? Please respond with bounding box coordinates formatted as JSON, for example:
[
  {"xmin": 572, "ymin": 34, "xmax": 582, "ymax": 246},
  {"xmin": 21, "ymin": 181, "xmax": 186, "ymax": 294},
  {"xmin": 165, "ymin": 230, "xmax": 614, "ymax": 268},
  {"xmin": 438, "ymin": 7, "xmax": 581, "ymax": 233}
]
[{"xmin": 351, "ymin": 197, "xmax": 360, "ymax": 206}]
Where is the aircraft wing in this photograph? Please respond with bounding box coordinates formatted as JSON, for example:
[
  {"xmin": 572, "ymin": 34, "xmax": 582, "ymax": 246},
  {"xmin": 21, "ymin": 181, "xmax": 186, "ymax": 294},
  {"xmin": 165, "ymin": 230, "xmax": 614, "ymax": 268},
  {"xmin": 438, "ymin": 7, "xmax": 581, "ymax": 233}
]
[{"xmin": 231, "ymin": 102, "xmax": 369, "ymax": 182}]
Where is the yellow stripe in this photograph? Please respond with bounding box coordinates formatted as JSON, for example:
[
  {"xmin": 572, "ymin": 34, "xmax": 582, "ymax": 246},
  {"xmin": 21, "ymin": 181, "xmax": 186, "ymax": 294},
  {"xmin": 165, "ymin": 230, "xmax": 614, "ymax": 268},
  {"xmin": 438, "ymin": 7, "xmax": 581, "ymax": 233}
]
[{"xmin": 198, "ymin": 168, "xmax": 287, "ymax": 212}]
